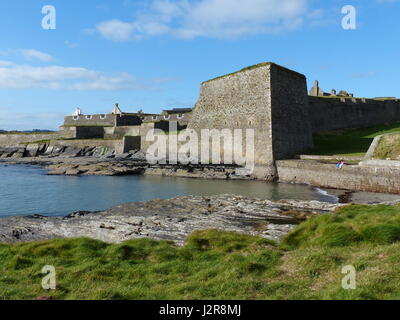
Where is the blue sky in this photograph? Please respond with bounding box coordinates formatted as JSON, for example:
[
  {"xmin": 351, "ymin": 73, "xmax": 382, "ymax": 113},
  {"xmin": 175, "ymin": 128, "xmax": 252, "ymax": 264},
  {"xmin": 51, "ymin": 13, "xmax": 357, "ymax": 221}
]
[{"xmin": 0, "ymin": 0, "xmax": 399, "ymax": 130}]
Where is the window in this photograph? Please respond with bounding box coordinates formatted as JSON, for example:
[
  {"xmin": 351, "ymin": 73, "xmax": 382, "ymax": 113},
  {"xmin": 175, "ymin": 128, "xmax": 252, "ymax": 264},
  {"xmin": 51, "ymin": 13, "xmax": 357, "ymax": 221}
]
[
  {"xmin": 85, "ymin": 115, "xmax": 93, "ymax": 120},
  {"xmin": 100, "ymin": 114, "xmax": 106, "ymax": 120},
  {"xmin": 152, "ymin": 115, "xmax": 158, "ymax": 120},
  {"xmin": 177, "ymin": 114, "xmax": 184, "ymax": 119},
  {"xmin": 73, "ymin": 116, "xmax": 79, "ymax": 120},
  {"xmin": 164, "ymin": 115, "xmax": 170, "ymax": 120}
]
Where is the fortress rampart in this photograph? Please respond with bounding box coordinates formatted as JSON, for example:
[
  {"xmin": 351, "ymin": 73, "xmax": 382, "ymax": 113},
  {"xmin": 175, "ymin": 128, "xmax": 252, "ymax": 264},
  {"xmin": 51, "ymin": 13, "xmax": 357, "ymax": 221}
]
[
  {"xmin": 64, "ymin": 114, "xmax": 117, "ymax": 127},
  {"xmin": 309, "ymin": 96, "xmax": 400, "ymax": 133},
  {"xmin": 188, "ymin": 62, "xmax": 313, "ymax": 180},
  {"xmin": 0, "ymin": 131, "xmax": 74, "ymax": 147}
]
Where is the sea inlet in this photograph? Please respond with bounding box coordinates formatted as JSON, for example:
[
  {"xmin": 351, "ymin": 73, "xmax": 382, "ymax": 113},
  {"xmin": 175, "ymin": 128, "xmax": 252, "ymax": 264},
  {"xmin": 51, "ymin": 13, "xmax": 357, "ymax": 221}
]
[{"xmin": 1, "ymin": 164, "xmax": 399, "ymax": 217}]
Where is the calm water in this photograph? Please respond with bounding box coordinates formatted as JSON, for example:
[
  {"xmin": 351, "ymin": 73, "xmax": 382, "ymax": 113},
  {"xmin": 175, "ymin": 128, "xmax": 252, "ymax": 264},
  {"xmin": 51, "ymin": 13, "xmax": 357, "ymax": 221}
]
[{"xmin": 0, "ymin": 163, "xmax": 385, "ymax": 217}]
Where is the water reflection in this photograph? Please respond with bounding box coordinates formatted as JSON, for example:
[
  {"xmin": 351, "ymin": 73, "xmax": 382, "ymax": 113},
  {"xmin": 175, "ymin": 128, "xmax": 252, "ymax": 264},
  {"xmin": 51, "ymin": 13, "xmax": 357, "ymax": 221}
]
[{"xmin": 0, "ymin": 164, "xmax": 398, "ymax": 217}]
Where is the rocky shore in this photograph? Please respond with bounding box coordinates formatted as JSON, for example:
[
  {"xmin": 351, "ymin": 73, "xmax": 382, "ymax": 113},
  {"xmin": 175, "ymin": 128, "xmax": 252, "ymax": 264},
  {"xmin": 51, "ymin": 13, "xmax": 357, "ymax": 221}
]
[
  {"xmin": 1, "ymin": 155, "xmax": 246, "ymax": 179},
  {"xmin": 2, "ymin": 145, "xmax": 399, "ymax": 246},
  {"xmin": 0, "ymin": 145, "xmax": 248, "ymax": 179},
  {"xmin": 0, "ymin": 194, "xmax": 343, "ymax": 245}
]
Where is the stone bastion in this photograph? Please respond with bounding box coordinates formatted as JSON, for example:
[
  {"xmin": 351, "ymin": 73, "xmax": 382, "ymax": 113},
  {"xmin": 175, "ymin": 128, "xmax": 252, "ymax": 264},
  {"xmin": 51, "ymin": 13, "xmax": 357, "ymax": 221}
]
[{"xmin": 188, "ymin": 62, "xmax": 313, "ymax": 181}]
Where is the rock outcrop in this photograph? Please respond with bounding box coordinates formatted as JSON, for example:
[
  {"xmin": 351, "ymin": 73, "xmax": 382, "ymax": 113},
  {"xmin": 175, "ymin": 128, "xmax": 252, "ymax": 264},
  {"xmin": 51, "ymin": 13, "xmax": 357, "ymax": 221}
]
[{"xmin": 0, "ymin": 194, "xmax": 342, "ymax": 245}]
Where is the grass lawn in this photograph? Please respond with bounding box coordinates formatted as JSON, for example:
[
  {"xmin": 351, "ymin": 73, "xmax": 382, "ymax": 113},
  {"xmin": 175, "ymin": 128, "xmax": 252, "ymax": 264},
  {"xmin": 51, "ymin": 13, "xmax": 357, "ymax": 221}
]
[
  {"xmin": 2, "ymin": 204, "xmax": 400, "ymax": 300},
  {"xmin": 311, "ymin": 122, "xmax": 400, "ymax": 157}
]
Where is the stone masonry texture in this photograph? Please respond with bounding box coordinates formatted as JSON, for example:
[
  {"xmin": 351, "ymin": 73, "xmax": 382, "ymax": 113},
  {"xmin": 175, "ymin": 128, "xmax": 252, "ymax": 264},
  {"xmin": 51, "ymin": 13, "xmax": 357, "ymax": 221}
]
[{"xmin": 188, "ymin": 62, "xmax": 313, "ymax": 180}]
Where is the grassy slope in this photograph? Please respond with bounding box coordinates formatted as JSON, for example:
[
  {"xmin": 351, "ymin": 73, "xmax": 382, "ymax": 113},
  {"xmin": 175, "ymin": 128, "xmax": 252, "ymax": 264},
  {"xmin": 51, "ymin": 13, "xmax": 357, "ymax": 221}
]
[
  {"xmin": 311, "ymin": 122, "xmax": 400, "ymax": 156},
  {"xmin": 373, "ymin": 134, "xmax": 400, "ymax": 160},
  {"xmin": 2, "ymin": 204, "xmax": 400, "ymax": 300}
]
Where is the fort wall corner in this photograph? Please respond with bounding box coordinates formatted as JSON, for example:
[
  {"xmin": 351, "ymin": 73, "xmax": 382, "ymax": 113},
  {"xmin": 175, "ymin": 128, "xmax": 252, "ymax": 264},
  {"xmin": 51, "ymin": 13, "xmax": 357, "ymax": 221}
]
[{"xmin": 188, "ymin": 62, "xmax": 313, "ymax": 180}]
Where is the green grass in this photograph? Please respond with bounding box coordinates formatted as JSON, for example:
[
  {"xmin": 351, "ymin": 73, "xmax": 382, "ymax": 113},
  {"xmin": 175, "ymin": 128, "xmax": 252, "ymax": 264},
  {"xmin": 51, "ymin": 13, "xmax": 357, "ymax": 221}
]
[
  {"xmin": 21, "ymin": 140, "xmax": 51, "ymax": 146},
  {"xmin": 0, "ymin": 131, "xmax": 56, "ymax": 135},
  {"xmin": 60, "ymin": 125, "xmax": 114, "ymax": 128},
  {"xmin": 58, "ymin": 138, "xmax": 118, "ymax": 141},
  {"xmin": 311, "ymin": 122, "xmax": 400, "ymax": 156},
  {"xmin": 282, "ymin": 204, "xmax": 400, "ymax": 249},
  {"xmin": 3, "ymin": 203, "xmax": 400, "ymax": 300},
  {"xmin": 372, "ymin": 133, "xmax": 400, "ymax": 160}
]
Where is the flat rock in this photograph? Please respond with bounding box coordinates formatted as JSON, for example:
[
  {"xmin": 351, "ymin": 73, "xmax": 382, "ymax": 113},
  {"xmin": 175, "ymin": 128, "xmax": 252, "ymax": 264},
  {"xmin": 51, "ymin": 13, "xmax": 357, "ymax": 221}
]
[{"xmin": 0, "ymin": 194, "xmax": 344, "ymax": 245}]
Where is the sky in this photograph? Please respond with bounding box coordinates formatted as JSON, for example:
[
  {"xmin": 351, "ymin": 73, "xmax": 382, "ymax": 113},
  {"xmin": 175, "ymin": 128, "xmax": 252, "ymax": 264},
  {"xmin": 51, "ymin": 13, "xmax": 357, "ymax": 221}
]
[{"xmin": 0, "ymin": 0, "xmax": 399, "ymax": 130}]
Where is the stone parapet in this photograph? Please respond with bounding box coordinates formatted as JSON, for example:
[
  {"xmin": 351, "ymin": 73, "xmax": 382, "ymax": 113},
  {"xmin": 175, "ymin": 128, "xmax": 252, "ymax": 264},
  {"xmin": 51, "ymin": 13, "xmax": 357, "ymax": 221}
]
[{"xmin": 277, "ymin": 160, "xmax": 400, "ymax": 194}]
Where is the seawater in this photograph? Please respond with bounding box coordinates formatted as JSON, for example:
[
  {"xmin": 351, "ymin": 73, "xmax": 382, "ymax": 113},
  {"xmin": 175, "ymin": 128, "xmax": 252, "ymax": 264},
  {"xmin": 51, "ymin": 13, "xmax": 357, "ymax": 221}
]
[{"xmin": 0, "ymin": 163, "xmax": 395, "ymax": 217}]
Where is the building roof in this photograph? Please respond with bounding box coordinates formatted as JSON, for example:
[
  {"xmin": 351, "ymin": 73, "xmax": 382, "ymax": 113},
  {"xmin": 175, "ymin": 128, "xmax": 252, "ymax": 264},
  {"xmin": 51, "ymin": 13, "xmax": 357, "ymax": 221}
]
[
  {"xmin": 162, "ymin": 108, "xmax": 192, "ymax": 115},
  {"xmin": 111, "ymin": 103, "xmax": 122, "ymax": 115}
]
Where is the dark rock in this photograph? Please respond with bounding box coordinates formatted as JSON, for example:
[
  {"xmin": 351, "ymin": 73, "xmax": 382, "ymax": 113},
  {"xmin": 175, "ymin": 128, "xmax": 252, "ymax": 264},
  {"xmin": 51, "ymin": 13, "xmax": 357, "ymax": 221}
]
[
  {"xmin": 26, "ymin": 145, "xmax": 39, "ymax": 157},
  {"xmin": 64, "ymin": 211, "xmax": 97, "ymax": 219},
  {"xmin": 103, "ymin": 151, "xmax": 115, "ymax": 159},
  {"xmin": 131, "ymin": 150, "xmax": 146, "ymax": 161},
  {"xmin": 115, "ymin": 153, "xmax": 132, "ymax": 160},
  {"xmin": 62, "ymin": 147, "xmax": 82, "ymax": 157},
  {"xmin": 27, "ymin": 214, "xmax": 47, "ymax": 219},
  {"xmin": 11, "ymin": 227, "xmax": 32, "ymax": 239},
  {"xmin": 100, "ymin": 223, "xmax": 115, "ymax": 230}
]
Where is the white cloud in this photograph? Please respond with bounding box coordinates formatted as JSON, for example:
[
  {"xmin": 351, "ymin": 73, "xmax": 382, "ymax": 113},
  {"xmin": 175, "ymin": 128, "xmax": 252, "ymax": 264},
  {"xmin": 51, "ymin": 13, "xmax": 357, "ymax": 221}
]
[
  {"xmin": 19, "ymin": 49, "xmax": 53, "ymax": 62},
  {"xmin": 96, "ymin": 0, "xmax": 309, "ymax": 41},
  {"xmin": 0, "ymin": 60, "xmax": 15, "ymax": 67},
  {"xmin": 97, "ymin": 19, "xmax": 136, "ymax": 41},
  {"xmin": 0, "ymin": 61, "xmax": 173, "ymax": 91}
]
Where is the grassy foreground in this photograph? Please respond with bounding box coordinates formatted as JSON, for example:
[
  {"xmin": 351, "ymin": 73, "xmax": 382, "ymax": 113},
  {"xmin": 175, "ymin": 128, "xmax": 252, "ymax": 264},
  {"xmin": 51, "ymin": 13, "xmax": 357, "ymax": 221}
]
[
  {"xmin": 312, "ymin": 122, "xmax": 400, "ymax": 156},
  {"xmin": 2, "ymin": 204, "xmax": 400, "ymax": 300}
]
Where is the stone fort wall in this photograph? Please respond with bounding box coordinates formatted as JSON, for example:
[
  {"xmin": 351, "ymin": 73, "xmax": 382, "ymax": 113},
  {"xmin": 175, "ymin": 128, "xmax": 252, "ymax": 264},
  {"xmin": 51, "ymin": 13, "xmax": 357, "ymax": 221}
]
[
  {"xmin": 269, "ymin": 64, "xmax": 313, "ymax": 159},
  {"xmin": 0, "ymin": 131, "xmax": 74, "ymax": 147},
  {"xmin": 64, "ymin": 114, "xmax": 142, "ymax": 128},
  {"xmin": 188, "ymin": 62, "xmax": 313, "ymax": 180},
  {"xmin": 64, "ymin": 114, "xmax": 117, "ymax": 127},
  {"xmin": 277, "ymin": 159, "xmax": 400, "ymax": 194},
  {"xmin": 309, "ymin": 96, "xmax": 400, "ymax": 133}
]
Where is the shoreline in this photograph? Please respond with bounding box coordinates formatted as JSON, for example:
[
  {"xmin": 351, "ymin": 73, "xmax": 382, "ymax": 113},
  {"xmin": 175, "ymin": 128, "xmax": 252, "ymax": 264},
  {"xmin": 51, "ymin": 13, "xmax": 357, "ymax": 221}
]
[
  {"xmin": 0, "ymin": 194, "xmax": 343, "ymax": 245},
  {"xmin": 1, "ymin": 160, "xmax": 400, "ymax": 246},
  {"xmin": 2, "ymin": 143, "xmax": 400, "ymax": 194},
  {"xmin": 2, "ymin": 156, "xmax": 400, "ymax": 206},
  {"xmin": 2, "ymin": 192, "xmax": 399, "ymax": 246},
  {"xmin": 0, "ymin": 155, "xmax": 246, "ymax": 180}
]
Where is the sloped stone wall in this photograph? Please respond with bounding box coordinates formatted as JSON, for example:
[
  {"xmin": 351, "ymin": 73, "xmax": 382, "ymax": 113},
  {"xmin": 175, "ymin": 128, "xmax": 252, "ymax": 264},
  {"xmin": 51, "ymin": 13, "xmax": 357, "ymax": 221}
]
[
  {"xmin": 188, "ymin": 62, "xmax": 313, "ymax": 180},
  {"xmin": 270, "ymin": 64, "xmax": 313, "ymax": 159}
]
